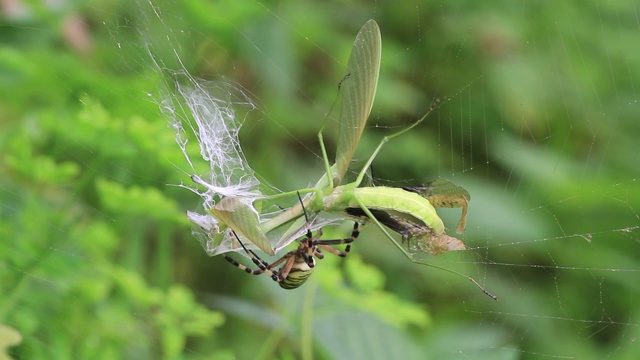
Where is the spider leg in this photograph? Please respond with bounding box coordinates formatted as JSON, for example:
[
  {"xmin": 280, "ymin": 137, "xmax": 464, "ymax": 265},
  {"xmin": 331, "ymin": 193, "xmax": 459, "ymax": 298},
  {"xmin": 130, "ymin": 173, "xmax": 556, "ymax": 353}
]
[
  {"xmin": 314, "ymin": 222, "xmax": 362, "ymax": 257},
  {"xmin": 300, "ymin": 227, "xmax": 322, "ymax": 268},
  {"xmin": 225, "ymin": 231, "xmax": 295, "ymax": 283},
  {"xmin": 275, "ymin": 254, "xmax": 299, "ymax": 281},
  {"xmin": 316, "ymin": 244, "xmax": 348, "ymax": 257},
  {"xmin": 223, "ymin": 255, "xmax": 266, "ymax": 275}
]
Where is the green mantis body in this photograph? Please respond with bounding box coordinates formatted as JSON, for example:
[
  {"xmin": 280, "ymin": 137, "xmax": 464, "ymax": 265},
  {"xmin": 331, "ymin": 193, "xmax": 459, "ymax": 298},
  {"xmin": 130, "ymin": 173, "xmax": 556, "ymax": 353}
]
[
  {"xmin": 187, "ymin": 20, "xmax": 496, "ymax": 298},
  {"xmin": 345, "ymin": 207, "xmax": 464, "ymax": 255},
  {"xmin": 255, "ymin": 20, "xmax": 466, "ymax": 254}
]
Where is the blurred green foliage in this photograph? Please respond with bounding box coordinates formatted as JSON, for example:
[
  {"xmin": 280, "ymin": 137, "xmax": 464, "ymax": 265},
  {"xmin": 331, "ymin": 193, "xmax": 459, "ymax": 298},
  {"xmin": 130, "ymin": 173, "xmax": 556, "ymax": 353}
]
[{"xmin": 1, "ymin": 0, "xmax": 639, "ymax": 359}]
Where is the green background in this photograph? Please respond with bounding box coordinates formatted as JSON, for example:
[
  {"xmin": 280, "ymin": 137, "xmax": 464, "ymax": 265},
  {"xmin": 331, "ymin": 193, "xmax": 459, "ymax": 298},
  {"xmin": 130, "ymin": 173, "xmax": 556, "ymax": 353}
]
[{"xmin": 2, "ymin": 0, "xmax": 639, "ymax": 359}]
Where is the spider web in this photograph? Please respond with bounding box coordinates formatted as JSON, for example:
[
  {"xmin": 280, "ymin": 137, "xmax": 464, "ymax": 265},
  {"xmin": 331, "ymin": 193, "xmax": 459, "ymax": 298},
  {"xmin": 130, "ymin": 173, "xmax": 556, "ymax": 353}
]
[{"xmin": 2, "ymin": 0, "xmax": 639, "ymax": 359}]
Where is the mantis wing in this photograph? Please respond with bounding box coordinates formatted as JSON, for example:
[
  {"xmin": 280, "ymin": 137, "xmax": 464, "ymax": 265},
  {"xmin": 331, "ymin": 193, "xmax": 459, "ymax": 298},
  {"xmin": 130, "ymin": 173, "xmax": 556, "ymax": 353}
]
[{"xmin": 334, "ymin": 19, "xmax": 382, "ymax": 185}]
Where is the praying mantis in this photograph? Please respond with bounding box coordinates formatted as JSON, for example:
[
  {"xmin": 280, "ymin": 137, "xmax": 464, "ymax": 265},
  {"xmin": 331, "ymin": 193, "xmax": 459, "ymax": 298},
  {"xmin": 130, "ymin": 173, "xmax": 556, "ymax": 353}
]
[{"xmin": 186, "ymin": 20, "xmax": 495, "ymax": 299}]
